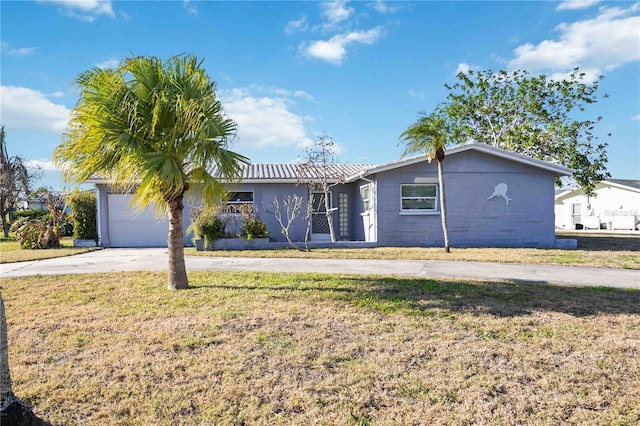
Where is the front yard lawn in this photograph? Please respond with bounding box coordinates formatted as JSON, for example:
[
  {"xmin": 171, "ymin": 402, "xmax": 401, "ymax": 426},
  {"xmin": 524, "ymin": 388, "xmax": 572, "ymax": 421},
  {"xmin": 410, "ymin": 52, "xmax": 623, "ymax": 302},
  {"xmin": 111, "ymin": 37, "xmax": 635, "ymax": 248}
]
[
  {"xmin": 2, "ymin": 271, "xmax": 639, "ymax": 425},
  {"xmin": 0, "ymin": 236, "xmax": 98, "ymax": 263}
]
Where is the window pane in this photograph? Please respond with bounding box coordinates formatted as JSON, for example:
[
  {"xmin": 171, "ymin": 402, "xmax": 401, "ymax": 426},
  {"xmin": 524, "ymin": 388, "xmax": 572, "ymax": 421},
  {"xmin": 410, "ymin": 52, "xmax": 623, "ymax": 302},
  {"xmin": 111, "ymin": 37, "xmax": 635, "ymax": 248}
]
[
  {"xmin": 402, "ymin": 184, "xmax": 436, "ymax": 197},
  {"xmin": 228, "ymin": 192, "xmax": 253, "ymax": 203},
  {"xmin": 402, "ymin": 199, "xmax": 435, "ymax": 210}
]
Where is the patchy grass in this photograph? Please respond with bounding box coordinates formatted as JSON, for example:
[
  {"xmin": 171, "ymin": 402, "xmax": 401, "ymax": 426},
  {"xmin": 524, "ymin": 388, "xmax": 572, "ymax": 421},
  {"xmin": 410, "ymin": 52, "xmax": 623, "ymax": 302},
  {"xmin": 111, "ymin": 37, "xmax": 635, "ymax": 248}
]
[
  {"xmin": 2, "ymin": 271, "xmax": 639, "ymax": 425},
  {"xmin": 0, "ymin": 237, "xmax": 98, "ymax": 263},
  {"xmin": 187, "ymin": 232, "xmax": 640, "ymax": 269}
]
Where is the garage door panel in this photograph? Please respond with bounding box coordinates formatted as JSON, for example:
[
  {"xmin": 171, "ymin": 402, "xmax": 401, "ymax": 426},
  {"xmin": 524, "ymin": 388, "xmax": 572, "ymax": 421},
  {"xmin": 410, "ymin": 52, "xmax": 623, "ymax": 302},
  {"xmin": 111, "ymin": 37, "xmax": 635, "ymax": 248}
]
[{"xmin": 107, "ymin": 194, "xmax": 169, "ymax": 247}]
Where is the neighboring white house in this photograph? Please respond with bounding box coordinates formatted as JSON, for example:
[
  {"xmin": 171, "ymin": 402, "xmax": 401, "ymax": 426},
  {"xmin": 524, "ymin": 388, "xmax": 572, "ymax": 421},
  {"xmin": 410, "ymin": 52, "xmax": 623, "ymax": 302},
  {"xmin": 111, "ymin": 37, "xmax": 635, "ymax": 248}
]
[{"xmin": 554, "ymin": 179, "xmax": 640, "ymax": 231}]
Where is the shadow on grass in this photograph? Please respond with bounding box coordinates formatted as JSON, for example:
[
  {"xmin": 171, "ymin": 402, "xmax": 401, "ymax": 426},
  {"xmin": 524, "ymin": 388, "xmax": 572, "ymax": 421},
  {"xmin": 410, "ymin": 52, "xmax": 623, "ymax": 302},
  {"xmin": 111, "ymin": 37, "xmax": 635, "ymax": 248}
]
[
  {"xmin": 191, "ymin": 273, "xmax": 640, "ymax": 318},
  {"xmin": 557, "ymin": 232, "xmax": 640, "ymax": 252}
]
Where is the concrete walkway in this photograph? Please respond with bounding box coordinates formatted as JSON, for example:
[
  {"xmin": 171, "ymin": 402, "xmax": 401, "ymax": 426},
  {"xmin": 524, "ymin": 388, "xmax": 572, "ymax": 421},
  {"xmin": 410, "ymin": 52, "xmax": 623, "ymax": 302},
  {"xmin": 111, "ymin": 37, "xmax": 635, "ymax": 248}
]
[{"xmin": 0, "ymin": 248, "xmax": 638, "ymax": 289}]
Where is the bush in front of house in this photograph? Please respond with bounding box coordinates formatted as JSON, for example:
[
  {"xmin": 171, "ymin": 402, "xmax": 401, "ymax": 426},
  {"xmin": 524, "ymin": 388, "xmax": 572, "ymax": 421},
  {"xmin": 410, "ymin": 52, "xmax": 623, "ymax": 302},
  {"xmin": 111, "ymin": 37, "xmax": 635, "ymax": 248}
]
[
  {"xmin": 69, "ymin": 191, "xmax": 98, "ymax": 241},
  {"xmin": 241, "ymin": 214, "xmax": 269, "ymax": 241},
  {"xmin": 192, "ymin": 208, "xmax": 226, "ymax": 248}
]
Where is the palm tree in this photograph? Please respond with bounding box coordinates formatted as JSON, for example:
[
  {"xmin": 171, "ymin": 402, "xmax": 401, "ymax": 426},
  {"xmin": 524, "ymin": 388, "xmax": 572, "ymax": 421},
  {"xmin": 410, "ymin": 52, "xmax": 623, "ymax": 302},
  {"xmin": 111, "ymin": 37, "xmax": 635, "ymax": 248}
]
[
  {"xmin": 54, "ymin": 55, "xmax": 248, "ymax": 290},
  {"xmin": 399, "ymin": 115, "xmax": 450, "ymax": 253}
]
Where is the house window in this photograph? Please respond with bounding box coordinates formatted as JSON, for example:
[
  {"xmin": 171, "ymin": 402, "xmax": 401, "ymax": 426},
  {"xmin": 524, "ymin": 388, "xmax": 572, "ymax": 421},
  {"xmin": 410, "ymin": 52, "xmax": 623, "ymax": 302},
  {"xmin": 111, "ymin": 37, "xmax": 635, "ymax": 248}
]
[
  {"xmin": 227, "ymin": 191, "xmax": 254, "ymax": 205},
  {"xmin": 224, "ymin": 191, "xmax": 254, "ymax": 214},
  {"xmin": 339, "ymin": 193, "xmax": 349, "ymax": 239},
  {"xmin": 401, "ymin": 184, "xmax": 437, "ymax": 211},
  {"xmin": 360, "ymin": 185, "xmax": 371, "ymax": 212}
]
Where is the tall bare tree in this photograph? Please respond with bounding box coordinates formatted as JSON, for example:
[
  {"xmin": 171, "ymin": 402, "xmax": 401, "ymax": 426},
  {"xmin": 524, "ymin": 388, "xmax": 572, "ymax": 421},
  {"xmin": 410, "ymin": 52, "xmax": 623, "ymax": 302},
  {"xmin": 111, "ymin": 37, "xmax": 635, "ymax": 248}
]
[
  {"xmin": 299, "ymin": 136, "xmax": 345, "ymax": 243},
  {"xmin": 0, "ymin": 126, "xmax": 40, "ymax": 237}
]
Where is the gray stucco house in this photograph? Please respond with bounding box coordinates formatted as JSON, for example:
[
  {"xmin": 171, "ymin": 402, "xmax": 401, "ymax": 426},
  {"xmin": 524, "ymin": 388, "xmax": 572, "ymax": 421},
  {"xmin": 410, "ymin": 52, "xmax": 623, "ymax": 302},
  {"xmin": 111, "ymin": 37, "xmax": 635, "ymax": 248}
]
[{"xmin": 90, "ymin": 141, "xmax": 571, "ymax": 248}]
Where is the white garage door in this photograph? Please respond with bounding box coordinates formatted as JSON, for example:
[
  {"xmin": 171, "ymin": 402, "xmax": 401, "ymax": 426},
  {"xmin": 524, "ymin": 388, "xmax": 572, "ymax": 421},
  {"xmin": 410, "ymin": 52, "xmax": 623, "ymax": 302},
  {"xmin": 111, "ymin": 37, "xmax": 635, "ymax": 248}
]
[{"xmin": 107, "ymin": 194, "xmax": 169, "ymax": 247}]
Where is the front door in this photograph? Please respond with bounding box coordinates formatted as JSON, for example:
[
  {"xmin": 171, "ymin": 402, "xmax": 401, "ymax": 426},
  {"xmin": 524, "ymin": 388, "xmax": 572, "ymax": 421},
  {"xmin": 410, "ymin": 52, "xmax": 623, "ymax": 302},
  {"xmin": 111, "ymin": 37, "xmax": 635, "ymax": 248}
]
[
  {"xmin": 571, "ymin": 203, "xmax": 582, "ymax": 228},
  {"xmin": 311, "ymin": 191, "xmax": 332, "ymax": 240}
]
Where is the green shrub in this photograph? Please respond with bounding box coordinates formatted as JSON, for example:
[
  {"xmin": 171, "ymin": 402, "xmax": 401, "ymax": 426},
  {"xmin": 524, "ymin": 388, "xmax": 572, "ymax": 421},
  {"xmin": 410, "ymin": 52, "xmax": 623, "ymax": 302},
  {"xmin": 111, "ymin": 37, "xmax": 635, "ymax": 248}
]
[
  {"xmin": 241, "ymin": 214, "xmax": 269, "ymax": 241},
  {"xmin": 69, "ymin": 191, "xmax": 97, "ymax": 241},
  {"xmin": 192, "ymin": 209, "xmax": 226, "ymax": 248},
  {"xmin": 14, "ymin": 209, "xmax": 48, "ymax": 220}
]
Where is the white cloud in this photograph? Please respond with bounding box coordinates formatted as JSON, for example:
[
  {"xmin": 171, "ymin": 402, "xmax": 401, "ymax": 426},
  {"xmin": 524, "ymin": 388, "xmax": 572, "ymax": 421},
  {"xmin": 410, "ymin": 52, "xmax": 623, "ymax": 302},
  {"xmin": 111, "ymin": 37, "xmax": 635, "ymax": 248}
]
[
  {"xmin": 509, "ymin": 3, "xmax": 640, "ymax": 77},
  {"xmin": 285, "ymin": 15, "xmax": 308, "ymax": 35},
  {"xmin": 454, "ymin": 62, "xmax": 479, "ymax": 75},
  {"xmin": 301, "ymin": 27, "xmax": 384, "ymax": 64},
  {"xmin": 632, "ymin": 114, "xmax": 640, "ymax": 121},
  {"xmin": 320, "ymin": 0, "xmax": 354, "ymax": 28},
  {"xmin": 556, "ymin": 0, "xmax": 600, "ymax": 11},
  {"xmin": 95, "ymin": 58, "xmax": 120, "ymax": 69},
  {"xmin": 269, "ymin": 87, "xmax": 315, "ymax": 101},
  {"xmin": 41, "ymin": 0, "xmax": 114, "ymax": 21},
  {"xmin": 408, "ymin": 89, "xmax": 423, "ymax": 99},
  {"xmin": 183, "ymin": 0, "xmax": 198, "ymax": 15},
  {"xmin": 0, "ymin": 86, "xmax": 71, "ymax": 132},
  {"xmin": 369, "ymin": 0, "xmax": 400, "ymax": 14},
  {"xmin": 1, "ymin": 42, "xmax": 37, "ymax": 56},
  {"xmin": 220, "ymin": 89, "xmax": 313, "ymax": 149}
]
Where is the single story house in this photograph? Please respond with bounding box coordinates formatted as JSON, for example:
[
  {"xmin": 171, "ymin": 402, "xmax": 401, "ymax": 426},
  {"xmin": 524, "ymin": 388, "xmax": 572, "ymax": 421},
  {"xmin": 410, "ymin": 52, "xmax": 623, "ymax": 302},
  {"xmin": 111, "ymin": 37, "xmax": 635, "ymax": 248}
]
[
  {"xmin": 554, "ymin": 179, "xmax": 640, "ymax": 230},
  {"xmin": 89, "ymin": 141, "xmax": 571, "ymax": 248}
]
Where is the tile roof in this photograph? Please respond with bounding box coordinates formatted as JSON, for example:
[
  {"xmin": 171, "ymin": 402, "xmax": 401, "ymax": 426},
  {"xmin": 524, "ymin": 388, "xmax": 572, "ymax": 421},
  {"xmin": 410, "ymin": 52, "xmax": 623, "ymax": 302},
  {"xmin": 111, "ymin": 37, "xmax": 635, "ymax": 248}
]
[{"xmin": 209, "ymin": 162, "xmax": 373, "ymax": 182}]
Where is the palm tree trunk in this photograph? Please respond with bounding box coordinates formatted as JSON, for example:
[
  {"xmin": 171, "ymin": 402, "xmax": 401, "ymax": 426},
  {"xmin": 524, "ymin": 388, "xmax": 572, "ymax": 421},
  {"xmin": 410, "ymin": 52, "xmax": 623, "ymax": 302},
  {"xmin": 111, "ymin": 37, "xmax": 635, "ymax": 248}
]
[
  {"xmin": 167, "ymin": 196, "xmax": 189, "ymax": 290},
  {"xmin": 437, "ymin": 160, "xmax": 450, "ymax": 253}
]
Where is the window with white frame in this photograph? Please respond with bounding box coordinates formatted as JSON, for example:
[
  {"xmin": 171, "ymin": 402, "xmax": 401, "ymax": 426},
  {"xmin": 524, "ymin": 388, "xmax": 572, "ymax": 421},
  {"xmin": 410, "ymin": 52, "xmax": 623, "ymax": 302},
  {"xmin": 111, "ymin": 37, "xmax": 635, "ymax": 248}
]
[
  {"xmin": 360, "ymin": 185, "xmax": 371, "ymax": 212},
  {"xmin": 401, "ymin": 184, "xmax": 437, "ymax": 212}
]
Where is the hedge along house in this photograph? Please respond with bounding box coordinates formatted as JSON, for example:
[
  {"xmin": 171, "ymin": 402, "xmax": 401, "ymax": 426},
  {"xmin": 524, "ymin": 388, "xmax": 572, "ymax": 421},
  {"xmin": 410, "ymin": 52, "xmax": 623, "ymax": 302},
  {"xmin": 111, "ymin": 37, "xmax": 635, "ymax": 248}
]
[{"xmin": 89, "ymin": 141, "xmax": 571, "ymax": 248}]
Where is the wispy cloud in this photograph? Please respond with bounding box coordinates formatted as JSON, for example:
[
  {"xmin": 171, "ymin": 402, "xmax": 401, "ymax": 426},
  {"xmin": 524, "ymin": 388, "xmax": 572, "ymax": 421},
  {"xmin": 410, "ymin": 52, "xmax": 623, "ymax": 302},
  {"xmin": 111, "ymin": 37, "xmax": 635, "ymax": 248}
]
[
  {"xmin": 509, "ymin": 3, "xmax": 640, "ymax": 80},
  {"xmin": 1, "ymin": 42, "xmax": 37, "ymax": 56},
  {"xmin": 183, "ymin": 0, "xmax": 198, "ymax": 15},
  {"xmin": 408, "ymin": 89, "xmax": 424, "ymax": 99},
  {"xmin": 320, "ymin": 0, "xmax": 354, "ymax": 30},
  {"xmin": 219, "ymin": 87, "xmax": 313, "ymax": 149},
  {"xmin": 40, "ymin": 0, "xmax": 115, "ymax": 22},
  {"xmin": 301, "ymin": 27, "xmax": 384, "ymax": 65},
  {"xmin": 285, "ymin": 15, "xmax": 308, "ymax": 35},
  {"xmin": 0, "ymin": 86, "xmax": 70, "ymax": 132},
  {"xmin": 369, "ymin": 0, "xmax": 400, "ymax": 14},
  {"xmin": 632, "ymin": 114, "xmax": 640, "ymax": 121},
  {"xmin": 556, "ymin": 0, "xmax": 601, "ymax": 11},
  {"xmin": 95, "ymin": 58, "xmax": 120, "ymax": 69}
]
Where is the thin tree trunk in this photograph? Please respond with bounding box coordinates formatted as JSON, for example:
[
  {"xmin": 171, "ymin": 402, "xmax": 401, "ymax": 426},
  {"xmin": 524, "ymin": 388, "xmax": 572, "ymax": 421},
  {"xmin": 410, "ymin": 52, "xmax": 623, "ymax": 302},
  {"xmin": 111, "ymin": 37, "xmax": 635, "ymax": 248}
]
[
  {"xmin": 438, "ymin": 160, "xmax": 450, "ymax": 253},
  {"xmin": 167, "ymin": 196, "xmax": 189, "ymax": 290},
  {"xmin": 324, "ymin": 190, "xmax": 336, "ymax": 242}
]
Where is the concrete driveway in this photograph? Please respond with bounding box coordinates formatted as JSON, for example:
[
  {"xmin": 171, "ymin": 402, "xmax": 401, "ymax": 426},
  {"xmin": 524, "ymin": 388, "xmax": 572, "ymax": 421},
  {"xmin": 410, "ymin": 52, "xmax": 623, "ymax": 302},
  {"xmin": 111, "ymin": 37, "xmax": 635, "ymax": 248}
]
[{"xmin": 1, "ymin": 248, "xmax": 638, "ymax": 289}]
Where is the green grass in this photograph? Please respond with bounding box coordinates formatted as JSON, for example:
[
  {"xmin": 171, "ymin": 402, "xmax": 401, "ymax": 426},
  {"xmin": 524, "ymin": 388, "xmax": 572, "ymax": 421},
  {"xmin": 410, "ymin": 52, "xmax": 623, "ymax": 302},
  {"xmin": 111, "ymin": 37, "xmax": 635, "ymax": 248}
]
[
  {"xmin": 187, "ymin": 231, "xmax": 640, "ymax": 269},
  {"xmin": 0, "ymin": 236, "xmax": 98, "ymax": 263},
  {"xmin": 2, "ymin": 271, "xmax": 639, "ymax": 425}
]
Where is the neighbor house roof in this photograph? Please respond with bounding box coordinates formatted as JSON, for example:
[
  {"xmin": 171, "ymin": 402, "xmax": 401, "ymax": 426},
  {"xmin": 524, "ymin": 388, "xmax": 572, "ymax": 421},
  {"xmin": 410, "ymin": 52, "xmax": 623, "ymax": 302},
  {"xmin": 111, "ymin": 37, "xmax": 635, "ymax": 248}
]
[
  {"xmin": 607, "ymin": 179, "xmax": 640, "ymax": 191},
  {"xmin": 345, "ymin": 141, "xmax": 572, "ymax": 182},
  {"xmin": 554, "ymin": 179, "xmax": 640, "ymax": 201}
]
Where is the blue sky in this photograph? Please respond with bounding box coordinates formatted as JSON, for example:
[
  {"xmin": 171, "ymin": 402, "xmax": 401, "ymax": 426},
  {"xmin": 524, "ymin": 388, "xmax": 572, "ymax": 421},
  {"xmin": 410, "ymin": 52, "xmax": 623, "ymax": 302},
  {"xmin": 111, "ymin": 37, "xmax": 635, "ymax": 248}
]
[{"xmin": 1, "ymin": 0, "xmax": 639, "ymax": 191}]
